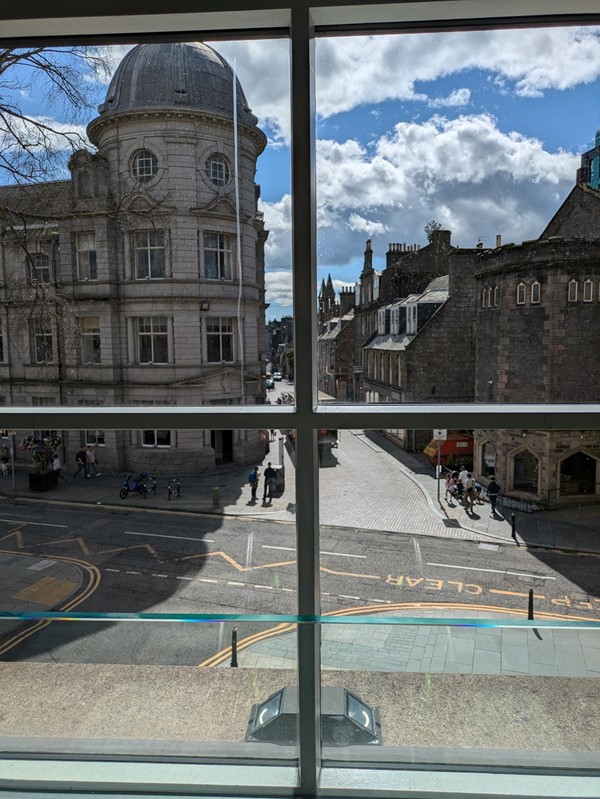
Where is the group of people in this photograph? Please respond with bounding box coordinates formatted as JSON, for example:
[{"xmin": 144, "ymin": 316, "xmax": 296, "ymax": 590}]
[
  {"xmin": 445, "ymin": 466, "xmax": 501, "ymax": 515},
  {"xmin": 248, "ymin": 462, "xmax": 277, "ymax": 503},
  {"xmin": 73, "ymin": 446, "xmax": 101, "ymax": 480}
]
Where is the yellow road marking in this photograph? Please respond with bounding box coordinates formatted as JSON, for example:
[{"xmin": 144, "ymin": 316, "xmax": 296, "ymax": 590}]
[
  {"xmin": 12, "ymin": 576, "xmax": 78, "ymax": 604},
  {"xmin": 321, "ymin": 565, "xmax": 380, "ymax": 580},
  {"xmin": 0, "ymin": 527, "xmax": 25, "ymax": 548},
  {"xmin": 198, "ymin": 622, "xmax": 294, "ymax": 668},
  {"xmin": 182, "ymin": 550, "xmax": 296, "ymax": 572}
]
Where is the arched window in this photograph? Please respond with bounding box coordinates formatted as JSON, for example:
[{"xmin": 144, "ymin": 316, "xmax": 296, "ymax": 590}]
[
  {"xmin": 481, "ymin": 288, "xmax": 487, "ymax": 307},
  {"xmin": 583, "ymin": 279, "xmax": 593, "ymax": 302},
  {"xmin": 531, "ymin": 281, "xmax": 540, "ymax": 304},
  {"xmin": 568, "ymin": 279, "xmax": 578, "ymax": 302},
  {"xmin": 131, "ymin": 149, "xmax": 158, "ymax": 183},
  {"xmin": 29, "ymin": 252, "xmax": 51, "ymax": 284},
  {"xmin": 513, "ymin": 450, "xmax": 539, "ymax": 494},
  {"xmin": 481, "ymin": 441, "xmax": 496, "ymax": 477},
  {"xmin": 493, "ymin": 286, "xmax": 498, "ymax": 306},
  {"xmin": 560, "ymin": 451, "xmax": 597, "ymax": 496},
  {"xmin": 516, "ymin": 282, "xmax": 526, "ymax": 305},
  {"xmin": 205, "ymin": 154, "xmax": 230, "ymax": 187}
]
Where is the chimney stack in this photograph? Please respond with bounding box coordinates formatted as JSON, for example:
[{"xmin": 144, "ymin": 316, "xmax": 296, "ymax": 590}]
[{"xmin": 496, "ymin": 234, "xmax": 502, "ymax": 248}]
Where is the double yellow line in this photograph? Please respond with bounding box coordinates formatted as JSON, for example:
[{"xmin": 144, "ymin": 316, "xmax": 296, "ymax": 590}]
[
  {"xmin": 198, "ymin": 601, "xmax": 594, "ymax": 668},
  {"xmin": 0, "ymin": 550, "xmax": 102, "ymax": 656}
]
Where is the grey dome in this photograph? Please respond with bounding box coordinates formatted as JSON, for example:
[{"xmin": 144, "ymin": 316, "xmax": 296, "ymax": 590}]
[{"xmin": 97, "ymin": 42, "xmax": 258, "ymax": 125}]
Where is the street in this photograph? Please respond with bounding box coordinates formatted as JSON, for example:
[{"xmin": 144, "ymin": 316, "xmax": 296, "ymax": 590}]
[{"xmin": 0, "ymin": 494, "xmax": 597, "ymax": 667}]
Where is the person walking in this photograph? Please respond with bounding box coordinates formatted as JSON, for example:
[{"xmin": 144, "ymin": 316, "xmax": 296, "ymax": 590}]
[
  {"xmin": 487, "ymin": 476, "xmax": 501, "ymax": 515},
  {"xmin": 52, "ymin": 453, "xmax": 68, "ymax": 482},
  {"xmin": 463, "ymin": 472, "xmax": 476, "ymax": 512},
  {"xmin": 444, "ymin": 472, "xmax": 456, "ymax": 502},
  {"xmin": 263, "ymin": 462, "xmax": 276, "ymax": 502},
  {"xmin": 249, "ymin": 465, "xmax": 260, "ymax": 501},
  {"xmin": 458, "ymin": 465, "xmax": 469, "ymax": 488},
  {"xmin": 86, "ymin": 445, "xmax": 101, "ymax": 476},
  {"xmin": 0, "ymin": 446, "xmax": 9, "ymax": 476},
  {"xmin": 73, "ymin": 446, "xmax": 88, "ymax": 479}
]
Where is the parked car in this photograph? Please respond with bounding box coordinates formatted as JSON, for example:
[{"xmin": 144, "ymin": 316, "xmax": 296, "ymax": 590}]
[
  {"xmin": 273, "ymin": 372, "xmax": 283, "ymax": 381},
  {"xmin": 266, "ymin": 377, "xmax": 275, "ymax": 389}
]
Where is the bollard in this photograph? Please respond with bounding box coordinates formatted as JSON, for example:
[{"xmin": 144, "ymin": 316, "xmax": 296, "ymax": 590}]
[
  {"xmin": 511, "ymin": 513, "xmax": 519, "ymax": 545},
  {"xmin": 230, "ymin": 626, "xmax": 238, "ymax": 667},
  {"xmin": 212, "ymin": 486, "xmax": 220, "ymax": 507},
  {"xmin": 176, "ymin": 478, "xmax": 181, "ymax": 497},
  {"xmin": 528, "ymin": 588, "xmax": 534, "ymax": 620},
  {"xmin": 151, "ymin": 477, "xmax": 157, "ymax": 496}
]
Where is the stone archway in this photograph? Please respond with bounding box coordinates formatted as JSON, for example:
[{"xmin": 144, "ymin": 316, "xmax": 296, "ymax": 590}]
[{"xmin": 559, "ymin": 451, "xmax": 598, "ymax": 496}]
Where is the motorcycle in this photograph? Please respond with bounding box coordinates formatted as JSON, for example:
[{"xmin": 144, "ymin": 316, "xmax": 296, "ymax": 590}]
[{"xmin": 119, "ymin": 471, "xmax": 149, "ymax": 499}]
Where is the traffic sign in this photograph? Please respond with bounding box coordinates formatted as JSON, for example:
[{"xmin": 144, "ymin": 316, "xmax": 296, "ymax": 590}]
[{"xmin": 433, "ymin": 429, "xmax": 447, "ymax": 441}]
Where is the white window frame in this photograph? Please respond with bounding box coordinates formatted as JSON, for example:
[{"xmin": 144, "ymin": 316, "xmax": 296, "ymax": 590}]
[
  {"xmin": 131, "ymin": 148, "xmax": 158, "ymax": 183},
  {"xmin": 205, "ymin": 153, "xmax": 230, "ymax": 186},
  {"xmin": 205, "ymin": 316, "xmax": 235, "ymax": 363},
  {"xmin": 516, "ymin": 282, "xmax": 526, "ymax": 305},
  {"xmin": 31, "ymin": 321, "xmax": 54, "ymax": 363},
  {"xmin": 6, "ymin": 5, "xmax": 600, "ymax": 799},
  {"xmin": 203, "ymin": 231, "xmax": 233, "ymax": 280},
  {"xmin": 531, "ymin": 281, "xmax": 541, "ymax": 304},
  {"xmin": 79, "ymin": 316, "xmax": 102, "ymax": 364},
  {"xmin": 583, "ymin": 279, "xmax": 593, "ymax": 302},
  {"xmin": 140, "ymin": 428, "xmax": 172, "ymax": 447},
  {"xmin": 136, "ymin": 316, "xmax": 171, "ymax": 364},
  {"xmin": 568, "ymin": 279, "xmax": 578, "ymax": 302},
  {"xmin": 76, "ymin": 231, "xmax": 97, "ymax": 280},
  {"xmin": 133, "ymin": 229, "xmax": 166, "ymax": 279},
  {"xmin": 493, "ymin": 285, "xmax": 498, "ymax": 307},
  {"xmin": 29, "ymin": 252, "xmax": 51, "ymax": 284}
]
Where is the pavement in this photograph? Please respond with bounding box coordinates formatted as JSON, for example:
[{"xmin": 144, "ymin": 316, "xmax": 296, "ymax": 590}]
[{"xmin": 0, "ymin": 427, "xmax": 599, "ymax": 679}]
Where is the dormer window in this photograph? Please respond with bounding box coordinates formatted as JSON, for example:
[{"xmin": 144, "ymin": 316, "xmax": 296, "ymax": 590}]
[
  {"xmin": 568, "ymin": 279, "xmax": 578, "ymax": 302},
  {"xmin": 516, "ymin": 283, "xmax": 526, "ymax": 305},
  {"xmin": 531, "ymin": 281, "xmax": 541, "ymax": 304},
  {"xmin": 583, "ymin": 279, "xmax": 593, "ymax": 302}
]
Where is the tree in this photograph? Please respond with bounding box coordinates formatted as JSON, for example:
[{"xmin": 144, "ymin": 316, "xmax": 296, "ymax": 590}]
[
  {"xmin": 0, "ymin": 46, "xmax": 111, "ymax": 185},
  {"xmin": 424, "ymin": 219, "xmax": 443, "ymax": 243}
]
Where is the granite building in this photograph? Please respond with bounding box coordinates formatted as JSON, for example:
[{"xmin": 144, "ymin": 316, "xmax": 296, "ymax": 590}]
[{"xmin": 0, "ymin": 42, "xmax": 269, "ymax": 474}]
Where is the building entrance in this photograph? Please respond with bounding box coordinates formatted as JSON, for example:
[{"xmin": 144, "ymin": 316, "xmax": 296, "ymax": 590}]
[
  {"xmin": 211, "ymin": 430, "xmax": 234, "ymax": 464},
  {"xmin": 560, "ymin": 452, "xmax": 597, "ymax": 495}
]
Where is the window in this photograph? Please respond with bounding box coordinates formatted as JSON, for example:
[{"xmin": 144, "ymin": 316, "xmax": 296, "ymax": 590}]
[
  {"xmin": 79, "ymin": 317, "xmax": 101, "ymax": 364},
  {"xmin": 134, "ymin": 230, "xmax": 166, "ymax": 279},
  {"xmin": 76, "ymin": 232, "xmax": 97, "ymax": 280},
  {"xmin": 141, "ymin": 429, "xmax": 171, "ymax": 447},
  {"xmin": 481, "ymin": 288, "xmax": 487, "ymax": 307},
  {"xmin": 204, "ymin": 232, "xmax": 233, "ymax": 280},
  {"xmin": 32, "ymin": 322, "xmax": 53, "ymax": 363},
  {"xmin": 137, "ymin": 316, "xmax": 169, "ymax": 363},
  {"xmin": 531, "ymin": 281, "xmax": 541, "ymax": 304},
  {"xmin": 482, "ymin": 441, "xmax": 497, "ymax": 477},
  {"xmin": 516, "ymin": 282, "xmax": 526, "ymax": 305},
  {"xmin": 568, "ymin": 279, "xmax": 578, "ymax": 302},
  {"xmin": 79, "ymin": 400, "xmax": 105, "ymax": 445},
  {"xmin": 31, "ymin": 396, "xmax": 55, "ymax": 406},
  {"xmin": 131, "ymin": 149, "xmax": 158, "ymax": 183},
  {"xmin": 0, "ymin": 329, "xmax": 4, "ymax": 363},
  {"xmin": 583, "ymin": 279, "xmax": 593, "ymax": 302},
  {"xmin": 205, "ymin": 154, "xmax": 230, "ymax": 186},
  {"xmin": 29, "ymin": 252, "xmax": 51, "ymax": 284},
  {"xmin": 513, "ymin": 449, "xmax": 540, "ymax": 494},
  {"xmin": 493, "ymin": 286, "xmax": 498, "ymax": 307},
  {"xmin": 206, "ymin": 317, "xmax": 234, "ymax": 362}
]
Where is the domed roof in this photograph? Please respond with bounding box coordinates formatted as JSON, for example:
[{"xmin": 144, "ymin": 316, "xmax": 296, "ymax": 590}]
[{"xmin": 96, "ymin": 42, "xmax": 258, "ymax": 126}]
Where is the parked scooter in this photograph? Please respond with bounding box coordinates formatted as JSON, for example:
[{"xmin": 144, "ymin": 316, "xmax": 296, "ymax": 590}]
[{"xmin": 119, "ymin": 471, "xmax": 149, "ymax": 499}]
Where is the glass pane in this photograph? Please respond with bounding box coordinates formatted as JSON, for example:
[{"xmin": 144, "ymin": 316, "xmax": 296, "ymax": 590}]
[
  {"xmin": 318, "ymin": 426, "xmax": 600, "ymax": 767},
  {"xmin": 315, "ymin": 25, "xmax": 600, "ymax": 405},
  {"xmin": 0, "ymin": 37, "xmax": 291, "ymax": 410}
]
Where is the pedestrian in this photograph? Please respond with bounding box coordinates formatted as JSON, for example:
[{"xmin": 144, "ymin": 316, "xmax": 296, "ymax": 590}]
[
  {"xmin": 263, "ymin": 462, "xmax": 276, "ymax": 502},
  {"xmin": 463, "ymin": 472, "xmax": 476, "ymax": 512},
  {"xmin": 73, "ymin": 446, "xmax": 88, "ymax": 479},
  {"xmin": 487, "ymin": 476, "xmax": 501, "ymax": 515},
  {"xmin": 458, "ymin": 464, "xmax": 469, "ymax": 488},
  {"xmin": 52, "ymin": 453, "xmax": 68, "ymax": 482},
  {"xmin": 0, "ymin": 446, "xmax": 9, "ymax": 476},
  {"xmin": 86, "ymin": 445, "xmax": 101, "ymax": 476},
  {"xmin": 444, "ymin": 472, "xmax": 456, "ymax": 501},
  {"xmin": 270, "ymin": 429, "xmax": 276, "ymax": 442},
  {"xmin": 474, "ymin": 480, "xmax": 483, "ymax": 503},
  {"xmin": 248, "ymin": 465, "xmax": 260, "ymax": 501}
]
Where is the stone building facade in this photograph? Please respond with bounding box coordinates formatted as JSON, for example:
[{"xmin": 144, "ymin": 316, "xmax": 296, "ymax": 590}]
[{"xmin": 0, "ymin": 42, "xmax": 268, "ymax": 474}]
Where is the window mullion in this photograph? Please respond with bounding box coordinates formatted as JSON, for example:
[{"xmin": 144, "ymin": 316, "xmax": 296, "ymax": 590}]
[{"xmin": 290, "ymin": 4, "xmax": 320, "ymax": 794}]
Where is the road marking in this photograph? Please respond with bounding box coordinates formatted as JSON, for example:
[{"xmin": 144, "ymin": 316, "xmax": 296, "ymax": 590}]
[
  {"xmin": 0, "ymin": 518, "xmax": 67, "ymax": 528},
  {"xmin": 281, "ymin": 587, "xmax": 295, "ymax": 593},
  {"xmin": 126, "ymin": 570, "xmax": 141, "ymax": 575},
  {"xmin": 426, "ymin": 562, "xmax": 556, "ymax": 580},
  {"xmin": 339, "ymin": 594, "xmax": 360, "ymax": 600},
  {"xmin": 123, "ymin": 531, "xmax": 215, "ymax": 543},
  {"xmin": 152, "ymin": 573, "xmax": 168, "ymax": 578},
  {"xmin": 262, "ymin": 545, "xmax": 366, "ymax": 559},
  {"xmin": 176, "ymin": 576, "xmax": 193, "ymax": 581},
  {"xmin": 255, "ymin": 584, "xmax": 274, "ymax": 590},
  {"xmin": 226, "ymin": 580, "xmax": 243, "ymax": 586},
  {"xmin": 105, "ymin": 568, "xmax": 120, "ymax": 573},
  {"xmin": 200, "ymin": 578, "xmax": 219, "ymax": 584},
  {"xmin": 489, "ymin": 589, "xmax": 545, "ymax": 599}
]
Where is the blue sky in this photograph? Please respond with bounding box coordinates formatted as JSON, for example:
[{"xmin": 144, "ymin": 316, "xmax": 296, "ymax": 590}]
[{"xmin": 5, "ymin": 27, "xmax": 600, "ymax": 320}]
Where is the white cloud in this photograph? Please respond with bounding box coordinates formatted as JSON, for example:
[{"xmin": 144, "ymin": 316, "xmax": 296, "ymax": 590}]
[
  {"xmin": 347, "ymin": 213, "xmax": 389, "ymax": 236},
  {"xmin": 265, "ymin": 270, "xmax": 293, "ymax": 313},
  {"xmin": 428, "ymin": 88, "xmax": 471, "ymax": 108},
  {"xmin": 260, "ymin": 194, "xmax": 292, "ymax": 268}
]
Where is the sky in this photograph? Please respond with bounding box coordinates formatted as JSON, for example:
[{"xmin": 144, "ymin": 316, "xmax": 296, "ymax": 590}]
[{"xmin": 8, "ymin": 25, "xmax": 600, "ymax": 320}]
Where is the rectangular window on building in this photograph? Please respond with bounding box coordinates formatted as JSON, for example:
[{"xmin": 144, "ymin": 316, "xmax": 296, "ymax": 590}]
[
  {"xmin": 206, "ymin": 317, "xmax": 234, "ymax": 363},
  {"xmin": 204, "ymin": 232, "xmax": 233, "ymax": 280},
  {"xmin": 0, "ymin": 330, "xmax": 4, "ymax": 363},
  {"xmin": 134, "ymin": 230, "xmax": 166, "ymax": 279},
  {"xmin": 516, "ymin": 283, "xmax": 526, "ymax": 305},
  {"xmin": 76, "ymin": 232, "xmax": 97, "ymax": 280},
  {"xmin": 29, "ymin": 252, "xmax": 51, "ymax": 285},
  {"xmin": 80, "ymin": 317, "xmax": 101, "ymax": 363},
  {"xmin": 32, "ymin": 322, "xmax": 53, "ymax": 363},
  {"xmin": 531, "ymin": 282, "xmax": 541, "ymax": 304},
  {"xmin": 568, "ymin": 280, "xmax": 578, "ymax": 302},
  {"xmin": 493, "ymin": 286, "xmax": 499, "ymax": 306},
  {"xmin": 137, "ymin": 317, "xmax": 169, "ymax": 364},
  {"xmin": 79, "ymin": 400, "xmax": 105, "ymax": 446},
  {"xmin": 141, "ymin": 429, "xmax": 172, "ymax": 447},
  {"xmin": 583, "ymin": 280, "xmax": 593, "ymax": 302}
]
